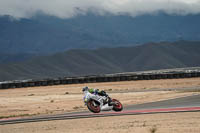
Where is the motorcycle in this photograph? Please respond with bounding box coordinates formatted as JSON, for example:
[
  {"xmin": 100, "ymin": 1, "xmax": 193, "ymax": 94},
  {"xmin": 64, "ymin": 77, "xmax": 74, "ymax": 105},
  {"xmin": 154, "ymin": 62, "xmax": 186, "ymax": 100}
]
[{"xmin": 83, "ymin": 91, "xmax": 123, "ymax": 113}]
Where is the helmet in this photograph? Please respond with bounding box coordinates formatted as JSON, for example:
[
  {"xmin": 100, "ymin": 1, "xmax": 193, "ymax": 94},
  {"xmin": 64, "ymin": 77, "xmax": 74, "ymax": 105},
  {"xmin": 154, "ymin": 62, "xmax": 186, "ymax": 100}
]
[{"xmin": 82, "ymin": 86, "xmax": 89, "ymax": 92}]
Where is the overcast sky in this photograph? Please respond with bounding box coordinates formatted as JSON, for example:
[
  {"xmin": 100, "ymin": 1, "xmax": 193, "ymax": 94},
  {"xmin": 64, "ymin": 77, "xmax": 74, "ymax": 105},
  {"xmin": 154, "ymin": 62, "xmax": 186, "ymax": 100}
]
[{"xmin": 0, "ymin": 0, "xmax": 200, "ymax": 18}]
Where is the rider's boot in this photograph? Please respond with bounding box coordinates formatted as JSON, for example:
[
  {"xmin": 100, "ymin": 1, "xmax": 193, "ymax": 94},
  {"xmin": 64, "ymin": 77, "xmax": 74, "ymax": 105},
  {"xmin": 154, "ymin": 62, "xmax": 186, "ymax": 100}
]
[{"xmin": 108, "ymin": 97, "xmax": 115, "ymax": 106}]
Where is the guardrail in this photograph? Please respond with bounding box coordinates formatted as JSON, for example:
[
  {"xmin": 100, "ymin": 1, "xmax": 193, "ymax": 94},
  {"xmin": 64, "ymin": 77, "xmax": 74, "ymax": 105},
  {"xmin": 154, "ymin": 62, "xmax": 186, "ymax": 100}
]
[{"xmin": 1, "ymin": 68, "xmax": 200, "ymax": 89}]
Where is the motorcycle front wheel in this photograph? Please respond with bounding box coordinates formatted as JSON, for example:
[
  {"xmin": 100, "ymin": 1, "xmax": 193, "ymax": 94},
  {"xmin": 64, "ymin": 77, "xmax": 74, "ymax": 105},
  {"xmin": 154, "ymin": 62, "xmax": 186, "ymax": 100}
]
[
  {"xmin": 112, "ymin": 99, "xmax": 123, "ymax": 112},
  {"xmin": 87, "ymin": 100, "xmax": 101, "ymax": 113}
]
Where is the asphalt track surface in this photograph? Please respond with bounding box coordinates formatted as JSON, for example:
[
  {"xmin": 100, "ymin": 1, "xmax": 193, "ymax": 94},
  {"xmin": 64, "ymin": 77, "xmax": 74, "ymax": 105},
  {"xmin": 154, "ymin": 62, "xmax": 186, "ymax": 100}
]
[{"xmin": 0, "ymin": 94, "xmax": 200, "ymax": 125}]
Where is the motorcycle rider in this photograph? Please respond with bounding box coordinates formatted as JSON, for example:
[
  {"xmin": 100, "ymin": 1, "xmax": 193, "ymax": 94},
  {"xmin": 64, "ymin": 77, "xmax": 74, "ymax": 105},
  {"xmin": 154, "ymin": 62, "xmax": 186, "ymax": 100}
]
[
  {"xmin": 82, "ymin": 86, "xmax": 113, "ymax": 105},
  {"xmin": 82, "ymin": 86, "xmax": 107, "ymax": 96}
]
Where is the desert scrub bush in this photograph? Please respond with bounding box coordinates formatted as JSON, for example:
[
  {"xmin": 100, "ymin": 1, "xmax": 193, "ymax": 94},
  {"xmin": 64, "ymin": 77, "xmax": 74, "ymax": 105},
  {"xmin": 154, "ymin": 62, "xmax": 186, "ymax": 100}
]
[
  {"xmin": 149, "ymin": 125, "xmax": 157, "ymax": 133},
  {"xmin": 108, "ymin": 89, "xmax": 112, "ymax": 91},
  {"xmin": 28, "ymin": 94, "xmax": 35, "ymax": 96},
  {"xmin": 143, "ymin": 121, "xmax": 146, "ymax": 127},
  {"xmin": 65, "ymin": 92, "xmax": 69, "ymax": 94}
]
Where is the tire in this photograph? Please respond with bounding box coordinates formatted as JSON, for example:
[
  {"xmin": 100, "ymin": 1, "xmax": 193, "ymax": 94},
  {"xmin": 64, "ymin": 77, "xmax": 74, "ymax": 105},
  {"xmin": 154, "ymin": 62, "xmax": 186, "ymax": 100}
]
[
  {"xmin": 112, "ymin": 99, "xmax": 123, "ymax": 112},
  {"xmin": 87, "ymin": 100, "xmax": 101, "ymax": 113}
]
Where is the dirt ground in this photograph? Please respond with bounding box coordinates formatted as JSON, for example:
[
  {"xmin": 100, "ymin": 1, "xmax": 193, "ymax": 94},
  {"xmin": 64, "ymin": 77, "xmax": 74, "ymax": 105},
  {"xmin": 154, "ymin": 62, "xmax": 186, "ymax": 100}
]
[
  {"xmin": 1, "ymin": 112, "xmax": 200, "ymax": 133},
  {"xmin": 0, "ymin": 78, "xmax": 200, "ymax": 118}
]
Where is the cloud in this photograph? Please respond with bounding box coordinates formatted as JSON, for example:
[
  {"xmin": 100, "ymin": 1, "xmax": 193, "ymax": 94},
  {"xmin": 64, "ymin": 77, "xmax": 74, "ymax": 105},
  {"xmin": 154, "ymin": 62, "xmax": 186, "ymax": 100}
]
[{"xmin": 0, "ymin": 0, "xmax": 200, "ymax": 18}]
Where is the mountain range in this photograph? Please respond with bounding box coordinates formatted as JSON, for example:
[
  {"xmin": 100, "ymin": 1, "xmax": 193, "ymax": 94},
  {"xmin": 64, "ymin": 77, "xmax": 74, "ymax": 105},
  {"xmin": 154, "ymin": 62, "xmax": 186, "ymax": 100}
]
[
  {"xmin": 1, "ymin": 13, "xmax": 200, "ymax": 55},
  {"xmin": 0, "ymin": 40, "xmax": 199, "ymax": 81}
]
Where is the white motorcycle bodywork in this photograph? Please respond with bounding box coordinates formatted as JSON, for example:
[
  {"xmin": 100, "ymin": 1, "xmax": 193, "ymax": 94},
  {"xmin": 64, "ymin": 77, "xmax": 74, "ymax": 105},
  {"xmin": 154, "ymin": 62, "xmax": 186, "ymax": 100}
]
[{"xmin": 83, "ymin": 91, "xmax": 113, "ymax": 111}]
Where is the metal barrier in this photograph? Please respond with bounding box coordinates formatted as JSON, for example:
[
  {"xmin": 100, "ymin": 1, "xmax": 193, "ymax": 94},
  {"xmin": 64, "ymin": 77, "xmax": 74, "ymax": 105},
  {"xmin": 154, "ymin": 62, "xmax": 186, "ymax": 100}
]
[{"xmin": 0, "ymin": 71, "xmax": 200, "ymax": 89}]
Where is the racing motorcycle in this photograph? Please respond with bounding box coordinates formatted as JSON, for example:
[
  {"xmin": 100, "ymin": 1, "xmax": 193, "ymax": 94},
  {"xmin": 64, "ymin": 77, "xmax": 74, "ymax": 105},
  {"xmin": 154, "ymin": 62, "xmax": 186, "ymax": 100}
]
[{"xmin": 83, "ymin": 91, "xmax": 123, "ymax": 113}]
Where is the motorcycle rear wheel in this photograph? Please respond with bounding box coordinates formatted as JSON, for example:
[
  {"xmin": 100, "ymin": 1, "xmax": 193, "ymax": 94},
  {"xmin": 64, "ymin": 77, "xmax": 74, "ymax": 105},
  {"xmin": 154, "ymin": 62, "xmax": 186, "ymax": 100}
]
[{"xmin": 87, "ymin": 100, "xmax": 101, "ymax": 113}]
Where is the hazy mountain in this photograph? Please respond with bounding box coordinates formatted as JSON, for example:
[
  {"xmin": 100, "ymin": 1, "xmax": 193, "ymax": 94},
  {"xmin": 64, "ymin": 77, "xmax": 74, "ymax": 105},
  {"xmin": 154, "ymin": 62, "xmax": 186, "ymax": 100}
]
[
  {"xmin": 0, "ymin": 53, "xmax": 36, "ymax": 64},
  {"xmin": 0, "ymin": 13, "xmax": 200, "ymax": 55},
  {"xmin": 0, "ymin": 40, "xmax": 199, "ymax": 81}
]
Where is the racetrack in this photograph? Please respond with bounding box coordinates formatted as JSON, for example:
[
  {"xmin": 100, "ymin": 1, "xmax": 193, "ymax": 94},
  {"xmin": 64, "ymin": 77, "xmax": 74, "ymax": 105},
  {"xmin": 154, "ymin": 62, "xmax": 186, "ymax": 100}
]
[
  {"xmin": 0, "ymin": 94, "xmax": 200, "ymax": 125},
  {"xmin": 126, "ymin": 94, "xmax": 200, "ymax": 110}
]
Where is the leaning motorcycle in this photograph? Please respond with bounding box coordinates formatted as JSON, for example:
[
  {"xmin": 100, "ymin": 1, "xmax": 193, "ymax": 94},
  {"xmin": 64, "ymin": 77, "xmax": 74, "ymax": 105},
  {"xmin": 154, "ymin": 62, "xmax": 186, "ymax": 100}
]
[{"xmin": 83, "ymin": 91, "xmax": 123, "ymax": 113}]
